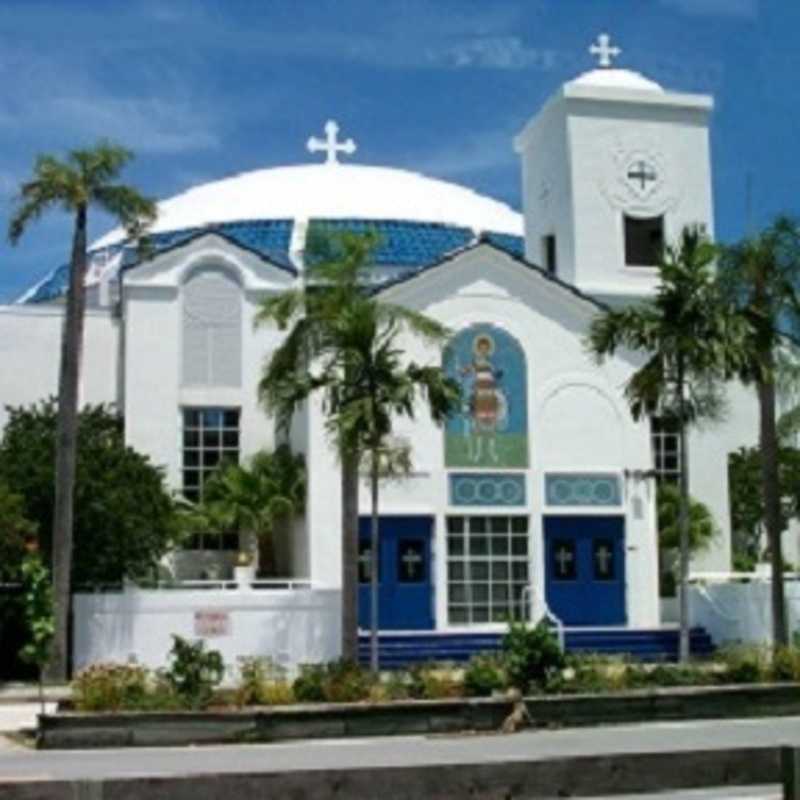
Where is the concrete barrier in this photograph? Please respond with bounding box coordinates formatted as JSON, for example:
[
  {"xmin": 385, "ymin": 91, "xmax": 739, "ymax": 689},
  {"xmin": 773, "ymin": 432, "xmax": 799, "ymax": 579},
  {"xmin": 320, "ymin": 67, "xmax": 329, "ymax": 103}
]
[
  {"xmin": 0, "ymin": 747, "xmax": 783, "ymax": 800},
  {"xmin": 38, "ymin": 682, "xmax": 800, "ymax": 750},
  {"xmin": 785, "ymin": 746, "xmax": 800, "ymax": 800}
]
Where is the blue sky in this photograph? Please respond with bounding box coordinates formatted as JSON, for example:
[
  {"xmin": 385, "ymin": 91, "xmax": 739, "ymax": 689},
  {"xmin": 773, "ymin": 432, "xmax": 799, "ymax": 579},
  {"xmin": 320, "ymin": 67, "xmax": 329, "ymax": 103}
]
[{"xmin": 0, "ymin": 0, "xmax": 796, "ymax": 302}]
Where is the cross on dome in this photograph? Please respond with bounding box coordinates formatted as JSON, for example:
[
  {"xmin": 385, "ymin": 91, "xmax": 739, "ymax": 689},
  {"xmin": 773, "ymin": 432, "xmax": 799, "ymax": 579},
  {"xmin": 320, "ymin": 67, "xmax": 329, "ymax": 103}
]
[
  {"xmin": 306, "ymin": 119, "xmax": 357, "ymax": 165},
  {"xmin": 589, "ymin": 33, "xmax": 621, "ymax": 69}
]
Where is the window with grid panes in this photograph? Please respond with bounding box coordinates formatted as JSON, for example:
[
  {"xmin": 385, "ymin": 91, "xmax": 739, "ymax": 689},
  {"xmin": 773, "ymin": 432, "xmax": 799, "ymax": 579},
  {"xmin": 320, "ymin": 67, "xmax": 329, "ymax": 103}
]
[
  {"xmin": 182, "ymin": 408, "xmax": 241, "ymax": 550},
  {"xmin": 651, "ymin": 416, "xmax": 681, "ymax": 484},
  {"xmin": 446, "ymin": 515, "xmax": 530, "ymax": 625}
]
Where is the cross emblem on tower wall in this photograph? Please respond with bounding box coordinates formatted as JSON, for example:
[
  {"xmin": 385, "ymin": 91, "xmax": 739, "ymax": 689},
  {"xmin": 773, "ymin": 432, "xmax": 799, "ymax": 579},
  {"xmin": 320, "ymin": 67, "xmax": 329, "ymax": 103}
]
[
  {"xmin": 589, "ymin": 33, "xmax": 621, "ymax": 69},
  {"xmin": 627, "ymin": 160, "xmax": 658, "ymax": 191},
  {"xmin": 307, "ymin": 120, "xmax": 357, "ymax": 165}
]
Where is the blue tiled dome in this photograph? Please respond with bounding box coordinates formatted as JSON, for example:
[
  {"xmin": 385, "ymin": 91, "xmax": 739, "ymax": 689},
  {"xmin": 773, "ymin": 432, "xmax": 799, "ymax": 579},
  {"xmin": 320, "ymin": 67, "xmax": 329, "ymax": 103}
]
[{"xmin": 19, "ymin": 163, "xmax": 524, "ymax": 303}]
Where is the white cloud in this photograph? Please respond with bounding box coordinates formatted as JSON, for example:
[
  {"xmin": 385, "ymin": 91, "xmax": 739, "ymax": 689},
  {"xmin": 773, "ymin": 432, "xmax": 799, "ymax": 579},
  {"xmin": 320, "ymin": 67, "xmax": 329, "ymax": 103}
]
[
  {"xmin": 427, "ymin": 37, "xmax": 560, "ymax": 71},
  {"xmin": 0, "ymin": 44, "xmax": 222, "ymax": 155},
  {"xmin": 658, "ymin": 0, "xmax": 758, "ymax": 18},
  {"xmin": 46, "ymin": 96, "xmax": 219, "ymax": 154}
]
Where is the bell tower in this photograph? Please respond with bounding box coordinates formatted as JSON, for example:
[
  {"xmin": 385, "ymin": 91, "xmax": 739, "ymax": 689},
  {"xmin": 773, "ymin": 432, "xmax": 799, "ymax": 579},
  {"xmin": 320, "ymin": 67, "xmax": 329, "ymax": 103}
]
[{"xmin": 514, "ymin": 34, "xmax": 714, "ymax": 303}]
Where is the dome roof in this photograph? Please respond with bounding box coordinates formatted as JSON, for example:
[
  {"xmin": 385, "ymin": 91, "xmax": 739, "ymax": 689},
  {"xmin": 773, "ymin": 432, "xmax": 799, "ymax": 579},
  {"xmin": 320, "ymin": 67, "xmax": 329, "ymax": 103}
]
[
  {"xmin": 92, "ymin": 163, "xmax": 522, "ymax": 250},
  {"xmin": 568, "ymin": 68, "xmax": 664, "ymax": 93},
  {"xmin": 20, "ymin": 163, "xmax": 525, "ymax": 304}
]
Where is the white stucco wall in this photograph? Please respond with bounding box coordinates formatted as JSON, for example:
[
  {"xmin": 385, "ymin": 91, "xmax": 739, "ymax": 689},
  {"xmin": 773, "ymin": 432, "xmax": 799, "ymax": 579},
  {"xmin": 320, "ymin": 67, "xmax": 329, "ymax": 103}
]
[
  {"xmin": 73, "ymin": 587, "xmax": 341, "ymax": 676},
  {"xmin": 516, "ymin": 84, "xmax": 714, "ymax": 301},
  {"xmin": 361, "ymin": 245, "xmax": 661, "ymax": 630},
  {"xmin": 122, "ymin": 235, "xmax": 292, "ymax": 490},
  {"xmin": 0, "ymin": 304, "xmax": 118, "ymax": 432},
  {"xmin": 689, "ymin": 579, "xmax": 800, "ymax": 646}
]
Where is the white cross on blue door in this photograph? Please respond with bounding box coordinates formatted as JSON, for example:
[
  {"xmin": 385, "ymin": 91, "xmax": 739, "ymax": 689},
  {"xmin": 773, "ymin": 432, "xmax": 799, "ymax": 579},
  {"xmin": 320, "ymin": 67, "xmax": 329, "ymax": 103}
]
[{"xmin": 544, "ymin": 516, "xmax": 626, "ymax": 625}]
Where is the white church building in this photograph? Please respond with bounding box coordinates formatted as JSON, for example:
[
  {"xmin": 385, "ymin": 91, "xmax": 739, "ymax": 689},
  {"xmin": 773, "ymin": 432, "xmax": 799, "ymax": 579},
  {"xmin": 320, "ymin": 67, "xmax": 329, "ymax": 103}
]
[{"xmin": 0, "ymin": 36, "xmax": 777, "ymax": 666}]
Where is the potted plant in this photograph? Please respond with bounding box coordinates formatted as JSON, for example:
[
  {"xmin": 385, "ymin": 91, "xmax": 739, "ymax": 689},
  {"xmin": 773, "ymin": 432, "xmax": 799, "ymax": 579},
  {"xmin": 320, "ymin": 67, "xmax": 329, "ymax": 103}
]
[{"xmin": 233, "ymin": 550, "xmax": 256, "ymax": 588}]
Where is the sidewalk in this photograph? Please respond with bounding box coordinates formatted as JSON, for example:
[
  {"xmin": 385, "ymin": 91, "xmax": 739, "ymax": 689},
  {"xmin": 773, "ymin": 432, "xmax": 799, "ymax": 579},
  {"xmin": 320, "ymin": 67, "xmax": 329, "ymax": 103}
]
[{"xmin": 0, "ymin": 683, "xmax": 69, "ymax": 705}]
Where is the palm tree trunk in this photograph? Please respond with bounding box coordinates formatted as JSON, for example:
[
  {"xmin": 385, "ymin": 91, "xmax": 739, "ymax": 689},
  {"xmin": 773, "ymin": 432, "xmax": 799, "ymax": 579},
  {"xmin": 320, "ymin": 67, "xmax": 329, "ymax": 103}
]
[
  {"xmin": 340, "ymin": 449, "xmax": 360, "ymax": 662},
  {"xmin": 758, "ymin": 374, "xmax": 788, "ymax": 649},
  {"xmin": 257, "ymin": 529, "xmax": 276, "ymax": 577},
  {"xmin": 676, "ymin": 368, "xmax": 692, "ymax": 664},
  {"xmin": 47, "ymin": 204, "xmax": 88, "ymax": 682},
  {"xmin": 369, "ymin": 451, "xmax": 380, "ymax": 674}
]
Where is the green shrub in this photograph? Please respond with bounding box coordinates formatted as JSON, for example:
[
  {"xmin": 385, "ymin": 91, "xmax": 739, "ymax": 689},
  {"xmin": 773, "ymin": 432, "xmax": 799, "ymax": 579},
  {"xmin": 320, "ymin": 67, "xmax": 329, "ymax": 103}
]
[
  {"xmin": 235, "ymin": 656, "xmax": 287, "ymax": 706},
  {"xmin": 372, "ymin": 670, "xmax": 411, "ymax": 702},
  {"xmin": 716, "ymin": 645, "xmax": 769, "ymax": 684},
  {"xmin": 260, "ymin": 680, "xmax": 294, "ymax": 705},
  {"xmin": 623, "ymin": 663, "xmax": 714, "ymax": 689},
  {"xmin": 502, "ymin": 620, "xmax": 565, "ymax": 692},
  {"xmin": 293, "ymin": 664, "xmax": 327, "ymax": 703},
  {"xmin": 404, "ymin": 663, "xmax": 463, "ymax": 699},
  {"xmin": 321, "ymin": 660, "xmax": 372, "ymax": 703},
  {"xmin": 771, "ymin": 646, "xmax": 800, "ymax": 682},
  {"xmin": 556, "ymin": 654, "xmax": 627, "ymax": 694},
  {"xmin": 292, "ymin": 661, "xmax": 372, "ymax": 704},
  {"xmin": 72, "ymin": 662, "xmax": 150, "ymax": 711},
  {"xmin": 164, "ymin": 635, "xmax": 225, "ymax": 709},
  {"xmin": 463, "ymin": 654, "xmax": 506, "ymax": 697}
]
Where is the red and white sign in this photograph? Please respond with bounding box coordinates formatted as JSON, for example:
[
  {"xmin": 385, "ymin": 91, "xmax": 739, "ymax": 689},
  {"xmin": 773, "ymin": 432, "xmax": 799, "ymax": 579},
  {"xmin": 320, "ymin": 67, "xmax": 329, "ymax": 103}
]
[{"xmin": 193, "ymin": 610, "xmax": 231, "ymax": 637}]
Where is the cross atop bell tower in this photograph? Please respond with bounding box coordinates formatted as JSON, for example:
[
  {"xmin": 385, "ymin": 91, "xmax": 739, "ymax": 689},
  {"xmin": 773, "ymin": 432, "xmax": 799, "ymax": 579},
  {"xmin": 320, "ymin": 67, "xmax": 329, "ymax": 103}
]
[
  {"xmin": 589, "ymin": 33, "xmax": 621, "ymax": 69},
  {"xmin": 514, "ymin": 36, "xmax": 714, "ymax": 302},
  {"xmin": 306, "ymin": 120, "xmax": 357, "ymax": 165}
]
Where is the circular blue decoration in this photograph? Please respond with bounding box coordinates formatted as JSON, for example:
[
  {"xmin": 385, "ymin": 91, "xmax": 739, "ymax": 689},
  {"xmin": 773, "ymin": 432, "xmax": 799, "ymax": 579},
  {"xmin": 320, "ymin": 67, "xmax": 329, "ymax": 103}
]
[
  {"xmin": 501, "ymin": 480, "xmax": 523, "ymax": 504},
  {"xmin": 551, "ymin": 479, "xmax": 572, "ymax": 504},
  {"xmin": 455, "ymin": 479, "xmax": 477, "ymax": 503},
  {"xmin": 478, "ymin": 480, "xmax": 497, "ymax": 502},
  {"xmin": 573, "ymin": 479, "xmax": 593, "ymax": 503},
  {"xmin": 593, "ymin": 480, "xmax": 614, "ymax": 503}
]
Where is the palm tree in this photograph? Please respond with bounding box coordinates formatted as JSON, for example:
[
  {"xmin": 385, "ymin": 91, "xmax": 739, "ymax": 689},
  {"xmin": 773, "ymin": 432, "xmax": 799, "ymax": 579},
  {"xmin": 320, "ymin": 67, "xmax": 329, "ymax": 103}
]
[
  {"xmin": 331, "ymin": 300, "xmax": 458, "ymax": 670},
  {"xmin": 256, "ymin": 229, "xmax": 458, "ymax": 664},
  {"xmin": 587, "ymin": 226, "xmax": 747, "ymax": 662},
  {"xmin": 718, "ymin": 216, "xmax": 800, "ymax": 649},
  {"xmin": 195, "ymin": 446, "xmax": 306, "ymax": 576},
  {"xmin": 8, "ymin": 142, "xmax": 156, "ymax": 680}
]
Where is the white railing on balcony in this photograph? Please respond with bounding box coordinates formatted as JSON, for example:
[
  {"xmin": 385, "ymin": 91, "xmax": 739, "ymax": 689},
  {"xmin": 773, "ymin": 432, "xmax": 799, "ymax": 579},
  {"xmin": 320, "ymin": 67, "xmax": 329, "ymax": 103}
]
[{"xmin": 154, "ymin": 578, "xmax": 313, "ymax": 591}]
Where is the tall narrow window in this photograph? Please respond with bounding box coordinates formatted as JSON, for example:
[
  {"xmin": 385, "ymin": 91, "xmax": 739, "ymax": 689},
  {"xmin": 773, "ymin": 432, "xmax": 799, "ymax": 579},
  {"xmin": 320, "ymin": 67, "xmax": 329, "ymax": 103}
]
[
  {"xmin": 651, "ymin": 415, "xmax": 681, "ymax": 485},
  {"xmin": 182, "ymin": 268, "xmax": 242, "ymax": 387},
  {"xmin": 542, "ymin": 234, "xmax": 557, "ymax": 275},
  {"xmin": 182, "ymin": 407, "xmax": 240, "ymax": 503},
  {"xmin": 624, "ymin": 215, "xmax": 664, "ymax": 267}
]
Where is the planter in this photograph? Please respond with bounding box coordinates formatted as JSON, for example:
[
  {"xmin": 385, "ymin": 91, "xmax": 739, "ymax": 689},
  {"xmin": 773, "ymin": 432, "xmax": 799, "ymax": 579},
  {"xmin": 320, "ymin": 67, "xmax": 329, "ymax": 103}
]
[
  {"xmin": 233, "ymin": 565, "xmax": 256, "ymax": 587},
  {"xmin": 38, "ymin": 682, "xmax": 800, "ymax": 750}
]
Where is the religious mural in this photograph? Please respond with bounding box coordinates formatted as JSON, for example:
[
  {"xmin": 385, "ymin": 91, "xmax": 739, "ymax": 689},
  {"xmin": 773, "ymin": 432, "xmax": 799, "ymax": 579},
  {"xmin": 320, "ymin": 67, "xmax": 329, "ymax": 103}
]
[{"xmin": 443, "ymin": 324, "xmax": 528, "ymax": 468}]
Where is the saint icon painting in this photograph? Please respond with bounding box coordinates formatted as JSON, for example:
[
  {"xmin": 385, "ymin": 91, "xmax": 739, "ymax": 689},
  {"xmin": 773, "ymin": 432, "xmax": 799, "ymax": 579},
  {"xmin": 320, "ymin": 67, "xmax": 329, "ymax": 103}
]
[{"xmin": 443, "ymin": 324, "xmax": 528, "ymax": 468}]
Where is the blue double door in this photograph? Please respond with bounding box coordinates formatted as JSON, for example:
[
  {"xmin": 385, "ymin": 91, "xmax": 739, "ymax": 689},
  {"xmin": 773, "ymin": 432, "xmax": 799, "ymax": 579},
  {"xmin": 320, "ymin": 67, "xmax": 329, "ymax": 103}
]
[
  {"xmin": 358, "ymin": 515, "xmax": 434, "ymax": 631},
  {"xmin": 544, "ymin": 515, "xmax": 626, "ymax": 626}
]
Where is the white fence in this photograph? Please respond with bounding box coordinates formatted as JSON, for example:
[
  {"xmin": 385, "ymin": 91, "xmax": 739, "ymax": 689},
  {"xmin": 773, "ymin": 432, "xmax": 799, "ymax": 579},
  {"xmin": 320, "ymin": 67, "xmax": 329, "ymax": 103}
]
[
  {"xmin": 73, "ymin": 584, "xmax": 342, "ymax": 677},
  {"xmin": 688, "ymin": 575, "xmax": 800, "ymax": 646}
]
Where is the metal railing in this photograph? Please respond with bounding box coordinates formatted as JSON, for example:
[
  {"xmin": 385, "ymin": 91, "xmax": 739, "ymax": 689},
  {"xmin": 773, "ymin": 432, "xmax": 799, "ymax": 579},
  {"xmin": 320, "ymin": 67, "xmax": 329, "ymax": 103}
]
[
  {"xmin": 520, "ymin": 584, "xmax": 566, "ymax": 651},
  {"xmin": 154, "ymin": 578, "xmax": 313, "ymax": 591}
]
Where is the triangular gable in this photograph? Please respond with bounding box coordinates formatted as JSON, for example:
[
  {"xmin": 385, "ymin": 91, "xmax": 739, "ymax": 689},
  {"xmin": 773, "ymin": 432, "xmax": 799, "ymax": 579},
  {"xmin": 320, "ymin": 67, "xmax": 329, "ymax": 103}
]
[
  {"xmin": 120, "ymin": 231, "xmax": 298, "ymax": 292},
  {"xmin": 373, "ymin": 237, "xmax": 608, "ymax": 315},
  {"xmin": 123, "ymin": 227, "xmax": 297, "ymax": 278}
]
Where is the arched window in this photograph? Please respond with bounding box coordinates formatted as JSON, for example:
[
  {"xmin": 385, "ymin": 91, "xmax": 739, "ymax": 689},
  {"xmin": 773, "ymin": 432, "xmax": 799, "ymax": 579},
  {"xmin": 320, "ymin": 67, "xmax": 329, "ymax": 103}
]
[{"xmin": 182, "ymin": 267, "xmax": 242, "ymax": 387}]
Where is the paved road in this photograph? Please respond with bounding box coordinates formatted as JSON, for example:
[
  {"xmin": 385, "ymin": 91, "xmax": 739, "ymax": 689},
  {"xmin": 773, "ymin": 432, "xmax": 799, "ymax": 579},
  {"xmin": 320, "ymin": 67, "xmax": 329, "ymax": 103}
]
[
  {"xmin": 0, "ymin": 715, "xmax": 797, "ymax": 782},
  {"xmin": 592, "ymin": 790, "xmax": 779, "ymax": 799}
]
